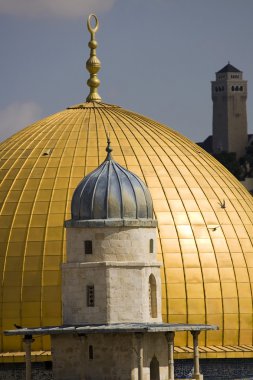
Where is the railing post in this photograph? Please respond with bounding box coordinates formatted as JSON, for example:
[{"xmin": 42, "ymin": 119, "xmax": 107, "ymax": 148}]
[
  {"xmin": 165, "ymin": 331, "xmax": 175, "ymax": 380},
  {"xmin": 191, "ymin": 331, "xmax": 203, "ymax": 380},
  {"xmin": 23, "ymin": 334, "xmax": 34, "ymax": 380}
]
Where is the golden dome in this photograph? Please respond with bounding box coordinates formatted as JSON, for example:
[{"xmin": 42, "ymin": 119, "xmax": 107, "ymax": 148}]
[{"xmin": 1, "ymin": 100, "xmax": 253, "ymax": 354}]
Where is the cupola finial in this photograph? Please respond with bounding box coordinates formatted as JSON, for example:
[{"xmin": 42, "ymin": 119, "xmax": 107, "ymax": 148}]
[
  {"xmin": 86, "ymin": 14, "xmax": 102, "ymax": 102},
  {"xmin": 106, "ymin": 136, "xmax": 113, "ymax": 160}
]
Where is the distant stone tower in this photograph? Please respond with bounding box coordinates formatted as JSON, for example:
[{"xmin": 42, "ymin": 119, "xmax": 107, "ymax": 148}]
[{"xmin": 212, "ymin": 63, "xmax": 248, "ymax": 158}]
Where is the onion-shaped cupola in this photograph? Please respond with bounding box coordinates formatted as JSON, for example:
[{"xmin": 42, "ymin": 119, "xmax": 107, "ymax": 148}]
[{"xmin": 71, "ymin": 139, "xmax": 154, "ymax": 220}]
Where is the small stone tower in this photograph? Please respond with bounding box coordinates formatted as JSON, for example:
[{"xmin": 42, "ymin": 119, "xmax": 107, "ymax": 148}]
[
  {"xmin": 63, "ymin": 139, "xmax": 161, "ymax": 326},
  {"xmin": 212, "ymin": 63, "xmax": 248, "ymax": 158}
]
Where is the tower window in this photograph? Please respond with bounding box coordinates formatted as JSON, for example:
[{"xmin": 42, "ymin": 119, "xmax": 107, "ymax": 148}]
[
  {"xmin": 84, "ymin": 240, "xmax": 93, "ymax": 254},
  {"xmin": 89, "ymin": 345, "xmax": 93, "ymax": 360},
  {"xmin": 232, "ymin": 86, "xmax": 234, "ymax": 91},
  {"xmin": 87, "ymin": 285, "xmax": 95, "ymax": 307},
  {"xmin": 149, "ymin": 274, "xmax": 157, "ymax": 318},
  {"xmin": 240, "ymin": 86, "xmax": 243, "ymax": 91},
  {"xmin": 149, "ymin": 239, "xmax": 154, "ymax": 253}
]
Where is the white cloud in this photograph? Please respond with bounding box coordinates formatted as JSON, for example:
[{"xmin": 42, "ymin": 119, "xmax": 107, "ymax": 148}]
[
  {"xmin": 0, "ymin": 102, "xmax": 42, "ymax": 142},
  {"xmin": 0, "ymin": 0, "xmax": 117, "ymax": 18}
]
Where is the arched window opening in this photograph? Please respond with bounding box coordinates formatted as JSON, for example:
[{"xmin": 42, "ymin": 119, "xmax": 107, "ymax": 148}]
[
  {"xmin": 149, "ymin": 239, "xmax": 154, "ymax": 253},
  {"xmin": 149, "ymin": 274, "xmax": 157, "ymax": 318},
  {"xmin": 150, "ymin": 356, "xmax": 160, "ymax": 380},
  {"xmin": 89, "ymin": 345, "xmax": 93, "ymax": 360},
  {"xmin": 235, "ymin": 86, "xmax": 239, "ymax": 91},
  {"xmin": 232, "ymin": 86, "xmax": 234, "ymax": 91},
  {"xmin": 240, "ymin": 86, "xmax": 243, "ymax": 91}
]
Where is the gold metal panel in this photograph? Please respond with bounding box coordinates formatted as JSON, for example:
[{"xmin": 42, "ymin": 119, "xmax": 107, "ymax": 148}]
[
  {"xmin": 188, "ymin": 299, "xmax": 205, "ymax": 315},
  {"xmin": 223, "ymin": 298, "xmax": 238, "ymax": 313},
  {"xmin": 167, "ymin": 284, "xmax": 185, "ymax": 299},
  {"xmin": 165, "ymin": 268, "xmax": 184, "ymax": 283},
  {"xmin": 171, "ymin": 212, "xmax": 189, "ymax": 225},
  {"xmin": 24, "ymin": 256, "xmax": 43, "ymax": 271},
  {"xmin": 43, "ymin": 302, "xmax": 61, "ymax": 317},
  {"xmin": 180, "ymin": 239, "xmax": 197, "ymax": 253},
  {"xmin": 196, "ymin": 239, "xmax": 214, "ymax": 252},
  {"xmin": 221, "ymin": 282, "xmax": 237, "ymax": 298},
  {"xmin": 42, "ymin": 271, "xmax": 61, "ymax": 286},
  {"xmin": 159, "ymin": 225, "xmax": 177, "ymax": 239},
  {"xmin": 235, "ymin": 267, "xmax": 249, "ymax": 281},
  {"xmin": 3, "ymin": 272, "xmax": 22, "ymax": 286},
  {"xmin": 239, "ymin": 298, "xmax": 252, "ymax": 314},
  {"xmin": 202, "ymin": 268, "xmax": 220, "ymax": 282},
  {"xmin": 237, "ymin": 283, "xmax": 251, "ymax": 298},
  {"xmin": 3, "ymin": 287, "xmax": 20, "ymax": 302},
  {"xmin": 22, "ymin": 302, "xmax": 41, "ymax": 317},
  {"xmin": 27, "ymin": 228, "xmax": 45, "ymax": 242},
  {"xmin": 168, "ymin": 299, "xmax": 186, "ymax": 315},
  {"xmin": 186, "ymin": 284, "xmax": 204, "ymax": 298},
  {"xmin": 177, "ymin": 225, "xmax": 194, "ymax": 239},
  {"xmin": 42, "ymin": 286, "xmax": 61, "ymax": 301},
  {"xmin": 5, "ymin": 256, "xmax": 23, "ymax": 272},
  {"xmin": 206, "ymin": 298, "xmax": 223, "ymax": 314},
  {"xmin": 199, "ymin": 253, "xmax": 217, "ymax": 268},
  {"xmin": 43, "ymin": 256, "xmax": 61, "ymax": 270},
  {"xmin": 164, "ymin": 253, "xmax": 183, "ymax": 268},
  {"xmin": 182, "ymin": 254, "xmax": 200, "ymax": 268},
  {"xmin": 44, "ymin": 241, "xmax": 62, "ymax": 255},
  {"xmin": 224, "ymin": 314, "xmax": 239, "ymax": 330},
  {"xmin": 219, "ymin": 268, "xmax": 236, "ymax": 282},
  {"xmin": 216, "ymin": 253, "xmax": 233, "ymax": 267},
  {"xmin": 30, "ymin": 215, "xmax": 47, "ymax": 227},
  {"xmin": 204, "ymin": 283, "xmax": 222, "ymax": 298},
  {"xmin": 23, "ymin": 271, "xmax": 41, "ymax": 286}
]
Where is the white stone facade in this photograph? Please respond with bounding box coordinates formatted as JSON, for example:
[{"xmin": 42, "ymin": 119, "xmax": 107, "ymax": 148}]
[{"xmin": 62, "ymin": 226, "xmax": 161, "ymax": 325}]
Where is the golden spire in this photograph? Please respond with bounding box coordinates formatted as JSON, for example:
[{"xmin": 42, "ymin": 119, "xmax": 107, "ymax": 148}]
[{"xmin": 86, "ymin": 14, "xmax": 102, "ymax": 102}]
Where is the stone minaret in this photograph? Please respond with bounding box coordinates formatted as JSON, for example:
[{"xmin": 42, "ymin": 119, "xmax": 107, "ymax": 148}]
[
  {"xmin": 62, "ymin": 140, "xmax": 161, "ymax": 325},
  {"xmin": 212, "ymin": 63, "xmax": 248, "ymax": 158}
]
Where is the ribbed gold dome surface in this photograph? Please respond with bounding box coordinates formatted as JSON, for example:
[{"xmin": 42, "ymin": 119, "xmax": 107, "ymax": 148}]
[{"xmin": 1, "ymin": 101, "xmax": 253, "ymax": 353}]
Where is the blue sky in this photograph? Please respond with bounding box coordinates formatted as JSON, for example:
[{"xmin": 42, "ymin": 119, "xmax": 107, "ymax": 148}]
[{"xmin": 0, "ymin": 0, "xmax": 253, "ymax": 142}]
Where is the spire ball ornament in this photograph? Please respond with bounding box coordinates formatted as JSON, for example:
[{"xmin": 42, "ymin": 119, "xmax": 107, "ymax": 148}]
[{"xmin": 86, "ymin": 14, "xmax": 102, "ymax": 102}]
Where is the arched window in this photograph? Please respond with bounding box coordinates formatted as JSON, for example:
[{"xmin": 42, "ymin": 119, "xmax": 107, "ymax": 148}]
[
  {"xmin": 150, "ymin": 356, "xmax": 160, "ymax": 380},
  {"xmin": 232, "ymin": 86, "xmax": 234, "ymax": 91},
  {"xmin": 149, "ymin": 274, "xmax": 157, "ymax": 318},
  {"xmin": 235, "ymin": 86, "xmax": 239, "ymax": 91},
  {"xmin": 240, "ymin": 86, "xmax": 243, "ymax": 91},
  {"xmin": 149, "ymin": 239, "xmax": 154, "ymax": 253},
  {"xmin": 89, "ymin": 345, "xmax": 93, "ymax": 360}
]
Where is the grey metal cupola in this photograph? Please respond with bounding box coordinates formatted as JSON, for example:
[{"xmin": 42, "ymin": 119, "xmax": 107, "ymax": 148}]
[{"xmin": 71, "ymin": 139, "xmax": 154, "ymax": 220}]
